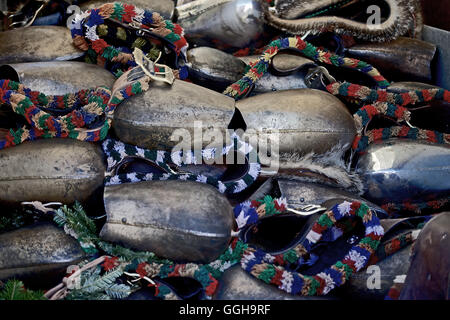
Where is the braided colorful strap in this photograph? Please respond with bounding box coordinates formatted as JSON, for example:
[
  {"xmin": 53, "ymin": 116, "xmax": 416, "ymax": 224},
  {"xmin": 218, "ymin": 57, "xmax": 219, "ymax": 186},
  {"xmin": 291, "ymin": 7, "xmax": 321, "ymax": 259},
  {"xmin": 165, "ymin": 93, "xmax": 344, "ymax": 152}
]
[
  {"xmin": 125, "ymin": 198, "xmax": 281, "ymax": 300},
  {"xmin": 102, "ymin": 138, "xmax": 261, "ymax": 194},
  {"xmin": 70, "ymin": 2, "xmax": 188, "ymax": 77},
  {"xmin": 327, "ymin": 82, "xmax": 450, "ymax": 107},
  {"xmin": 0, "ymin": 76, "xmax": 148, "ymax": 150},
  {"xmin": 325, "ymin": 82, "xmax": 450, "ymax": 152},
  {"xmin": 353, "ymin": 126, "xmax": 450, "ymax": 153},
  {"xmin": 223, "ymin": 36, "xmax": 389, "ymax": 100},
  {"xmin": 121, "ymin": 198, "xmax": 280, "ymax": 300},
  {"xmin": 240, "ymin": 200, "xmax": 383, "ymax": 296},
  {"xmin": 368, "ymin": 224, "xmax": 430, "ymax": 266},
  {"xmin": 380, "ymin": 197, "xmax": 450, "ymax": 217},
  {"xmin": 0, "ymin": 79, "xmax": 108, "ymax": 149}
]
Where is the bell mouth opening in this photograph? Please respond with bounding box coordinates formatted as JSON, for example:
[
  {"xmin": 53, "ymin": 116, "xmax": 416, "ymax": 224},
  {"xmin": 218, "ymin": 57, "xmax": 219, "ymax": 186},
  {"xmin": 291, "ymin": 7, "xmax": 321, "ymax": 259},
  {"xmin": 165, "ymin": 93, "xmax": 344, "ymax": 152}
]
[
  {"xmin": 178, "ymin": 150, "xmax": 251, "ymax": 184},
  {"xmin": 155, "ymin": 276, "xmax": 205, "ymax": 300},
  {"xmin": 240, "ymin": 213, "xmax": 315, "ymax": 254},
  {"xmin": 220, "ymin": 151, "xmax": 251, "ymax": 183},
  {"xmin": 0, "ymin": 64, "xmax": 19, "ymax": 82},
  {"xmin": 295, "ymin": 0, "xmax": 392, "ymax": 23},
  {"xmin": 114, "ymin": 156, "xmax": 170, "ymax": 176}
]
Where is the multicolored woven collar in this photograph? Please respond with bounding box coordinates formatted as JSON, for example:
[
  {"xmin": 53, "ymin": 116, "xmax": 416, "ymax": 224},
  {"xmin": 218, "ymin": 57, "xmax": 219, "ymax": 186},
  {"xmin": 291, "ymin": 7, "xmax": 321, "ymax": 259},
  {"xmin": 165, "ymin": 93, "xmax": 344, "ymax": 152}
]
[
  {"xmin": 0, "ymin": 79, "xmax": 110, "ymax": 149},
  {"xmin": 69, "ymin": 2, "xmax": 188, "ymax": 77},
  {"xmin": 240, "ymin": 200, "xmax": 383, "ymax": 296},
  {"xmin": 0, "ymin": 75, "xmax": 148, "ymax": 149},
  {"xmin": 102, "ymin": 138, "xmax": 261, "ymax": 194},
  {"xmin": 223, "ymin": 35, "xmax": 390, "ymax": 100},
  {"xmin": 380, "ymin": 196, "xmax": 450, "ymax": 218},
  {"xmin": 325, "ymin": 82, "xmax": 450, "ymax": 153}
]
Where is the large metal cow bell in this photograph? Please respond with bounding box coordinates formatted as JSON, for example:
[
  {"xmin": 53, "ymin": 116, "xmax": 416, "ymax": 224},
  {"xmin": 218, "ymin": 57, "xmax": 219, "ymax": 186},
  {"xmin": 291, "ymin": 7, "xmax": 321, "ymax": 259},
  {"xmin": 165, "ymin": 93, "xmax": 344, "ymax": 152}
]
[
  {"xmin": 356, "ymin": 139, "xmax": 450, "ymax": 208},
  {"xmin": 0, "ymin": 139, "xmax": 106, "ymax": 206},
  {"xmin": 0, "ymin": 26, "xmax": 84, "ymax": 64},
  {"xmin": 100, "ymin": 180, "xmax": 235, "ymax": 263}
]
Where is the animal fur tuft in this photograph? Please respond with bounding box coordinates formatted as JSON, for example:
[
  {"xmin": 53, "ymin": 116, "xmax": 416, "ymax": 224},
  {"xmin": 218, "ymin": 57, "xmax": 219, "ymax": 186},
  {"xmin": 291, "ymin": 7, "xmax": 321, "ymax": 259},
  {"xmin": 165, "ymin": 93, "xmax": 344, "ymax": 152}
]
[{"xmin": 275, "ymin": 144, "xmax": 364, "ymax": 194}]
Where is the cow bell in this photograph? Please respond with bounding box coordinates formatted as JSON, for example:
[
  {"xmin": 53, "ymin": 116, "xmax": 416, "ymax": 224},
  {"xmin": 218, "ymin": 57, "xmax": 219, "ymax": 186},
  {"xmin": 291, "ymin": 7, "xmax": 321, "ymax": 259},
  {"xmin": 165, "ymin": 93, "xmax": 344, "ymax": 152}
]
[
  {"xmin": 0, "ymin": 223, "xmax": 86, "ymax": 289},
  {"xmin": 0, "ymin": 139, "xmax": 106, "ymax": 206},
  {"xmin": 7, "ymin": 61, "xmax": 116, "ymax": 95},
  {"xmin": 100, "ymin": 180, "xmax": 235, "ymax": 263},
  {"xmin": 236, "ymin": 88, "xmax": 356, "ymax": 157},
  {"xmin": 346, "ymin": 37, "xmax": 436, "ymax": 83},
  {"xmin": 175, "ymin": 0, "xmax": 265, "ymax": 49},
  {"xmin": 356, "ymin": 139, "xmax": 450, "ymax": 207},
  {"xmin": 0, "ymin": 26, "xmax": 84, "ymax": 64}
]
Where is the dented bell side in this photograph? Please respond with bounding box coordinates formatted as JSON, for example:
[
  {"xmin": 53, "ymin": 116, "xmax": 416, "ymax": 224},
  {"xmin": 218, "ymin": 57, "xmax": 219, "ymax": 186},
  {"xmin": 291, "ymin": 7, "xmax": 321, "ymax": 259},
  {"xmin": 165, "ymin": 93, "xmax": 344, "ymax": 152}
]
[
  {"xmin": 112, "ymin": 79, "xmax": 236, "ymax": 150},
  {"xmin": 176, "ymin": 0, "xmax": 265, "ymax": 49}
]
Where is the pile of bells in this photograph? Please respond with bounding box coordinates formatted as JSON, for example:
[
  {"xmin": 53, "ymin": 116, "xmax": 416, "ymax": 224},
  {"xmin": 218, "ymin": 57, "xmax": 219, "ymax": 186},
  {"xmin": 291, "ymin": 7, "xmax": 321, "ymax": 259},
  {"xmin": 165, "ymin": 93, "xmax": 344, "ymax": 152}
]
[{"xmin": 0, "ymin": 0, "xmax": 449, "ymax": 301}]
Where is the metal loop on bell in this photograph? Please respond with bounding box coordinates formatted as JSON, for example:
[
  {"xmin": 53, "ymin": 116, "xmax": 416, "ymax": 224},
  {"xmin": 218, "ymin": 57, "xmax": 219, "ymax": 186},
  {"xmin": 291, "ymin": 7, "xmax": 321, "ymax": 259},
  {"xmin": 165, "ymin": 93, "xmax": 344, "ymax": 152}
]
[
  {"xmin": 405, "ymin": 119, "xmax": 417, "ymax": 129},
  {"xmin": 305, "ymin": 66, "xmax": 337, "ymax": 89},
  {"xmin": 287, "ymin": 204, "xmax": 326, "ymax": 216}
]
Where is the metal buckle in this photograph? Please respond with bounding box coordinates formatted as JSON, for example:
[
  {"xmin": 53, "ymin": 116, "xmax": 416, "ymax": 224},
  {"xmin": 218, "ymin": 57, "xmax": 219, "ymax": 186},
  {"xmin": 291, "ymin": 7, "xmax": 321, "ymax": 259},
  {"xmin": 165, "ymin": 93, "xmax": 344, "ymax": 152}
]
[
  {"xmin": 305, "ymin": 66, "xmax": 337, "ymax": 90},
  {"xmin": 133, "ymin": 47, "xmax": 175, "ymax": 85},
  {"xmin": 286, "ymin": 204, "xmax": 327, "ymax": 216}
]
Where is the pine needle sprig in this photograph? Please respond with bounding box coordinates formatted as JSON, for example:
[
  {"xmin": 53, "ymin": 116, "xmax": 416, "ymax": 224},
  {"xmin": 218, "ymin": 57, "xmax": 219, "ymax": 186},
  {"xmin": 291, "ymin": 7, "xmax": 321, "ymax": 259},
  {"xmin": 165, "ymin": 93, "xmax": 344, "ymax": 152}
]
[
  {"xmin": 0, "ymin": 279, "xmax": 46, "ymax": 300},
  {"xmin": 65, "ymin": 265, "xmax": 131, "ymax": 300}
]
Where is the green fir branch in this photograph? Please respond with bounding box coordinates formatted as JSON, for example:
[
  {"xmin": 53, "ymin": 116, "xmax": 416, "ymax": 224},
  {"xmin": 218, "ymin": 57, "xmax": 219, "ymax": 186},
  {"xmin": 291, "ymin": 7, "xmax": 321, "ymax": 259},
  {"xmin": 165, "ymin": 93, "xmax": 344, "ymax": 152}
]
[{"xmin": 0, "ymin": 280, "xmax": 46, "ymax": 300}]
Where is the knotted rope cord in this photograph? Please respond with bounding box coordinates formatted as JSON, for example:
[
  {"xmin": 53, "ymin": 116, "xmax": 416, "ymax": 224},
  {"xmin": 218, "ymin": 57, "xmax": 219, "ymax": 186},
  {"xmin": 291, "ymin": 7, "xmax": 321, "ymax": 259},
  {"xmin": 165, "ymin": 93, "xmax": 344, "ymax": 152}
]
[
  {"xmin": 69, "ymin": 2, "xmax": 188, "ymax": 78},
  {"xmin": 0, "ymin": 75, "xmax": 149, "ymax": 150},
  {"xmin": 35, "ymin": 195, "xmax": 385, "ymax": 299},
  {"xmin": 223, "ymin": 35, "xmax": 390, "ymax": 100},
  {"xmin": 368, "ymin": 216, "xmax": 432, "ymax": 265},
  {"xmin": 223, "ymin": 36, "xmax": 450, "ymax": 155},
  {"xmin": 102, "ymin": 138, "xmax": 261, "ymax": 194},
  {"xmin": 238, "ymin": 199, "xmax": 383, "ymax": 296},
  {"xmin": 326, "ymin": 82, "xmax": 450, "ymax": 152}
]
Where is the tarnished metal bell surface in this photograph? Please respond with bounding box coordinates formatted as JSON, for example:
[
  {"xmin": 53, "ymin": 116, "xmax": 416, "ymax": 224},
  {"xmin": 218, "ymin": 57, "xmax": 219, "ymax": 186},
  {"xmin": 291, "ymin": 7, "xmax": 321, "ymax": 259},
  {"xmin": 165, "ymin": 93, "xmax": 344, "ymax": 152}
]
[
  {"xmin": 186, "ymin": 47, "xmax": 317, "ymax": 93},
  {"xmin": 214, "ymin": 265, "xmax": 330, "ymax": 300},
  {"xmin": 0, "ymin": 26, "xmax": 84, "ymax": 64},
  {"xmin": 176, "ymin": 0, "xmax": 264, "ymax": 49},
  {"xmin": 9, "ymin": 61, "xmax": 116, "ymax": 95},
  {"xmin": 248, "ymin": 52, "xmax": 317, "ymax": 95},
  {"xmin": 0, "ymin": 139, "xmax": 106, "ymax": 205},
  {"xmin": 277, "ymin": 179, "xmax": 387, "ymax": 218},
  {"xmin": 0, "ymin": 223, "xmax": 85, "ymax": 288},
  {"xmin": 80, "ymin": 0, "xmax": 175, "ymax": 19},
  {"xmin": 399, "ymin": 212, "xmax": 450, "ymax": 300},
  {"xmin": 112, "ymin": 79, "xmax": 235, "ymax": 150},
  {"xmin": 186, "ymin": 47, "xmax": 247, "ymax": 91},
  {"xmin": 346, "ymin": 37, "xmax": 436, "ymax": 83},
  {"xmin": 100, "ymin": 180, "xmax": 234, "ymax": 263},
  {"xmin": 237, "ymin": 89, "xmax": 356, "ymax": 156},
  {"xmin": 356, "ymin": 139, "xmax": 450, "ymax": 206}
]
